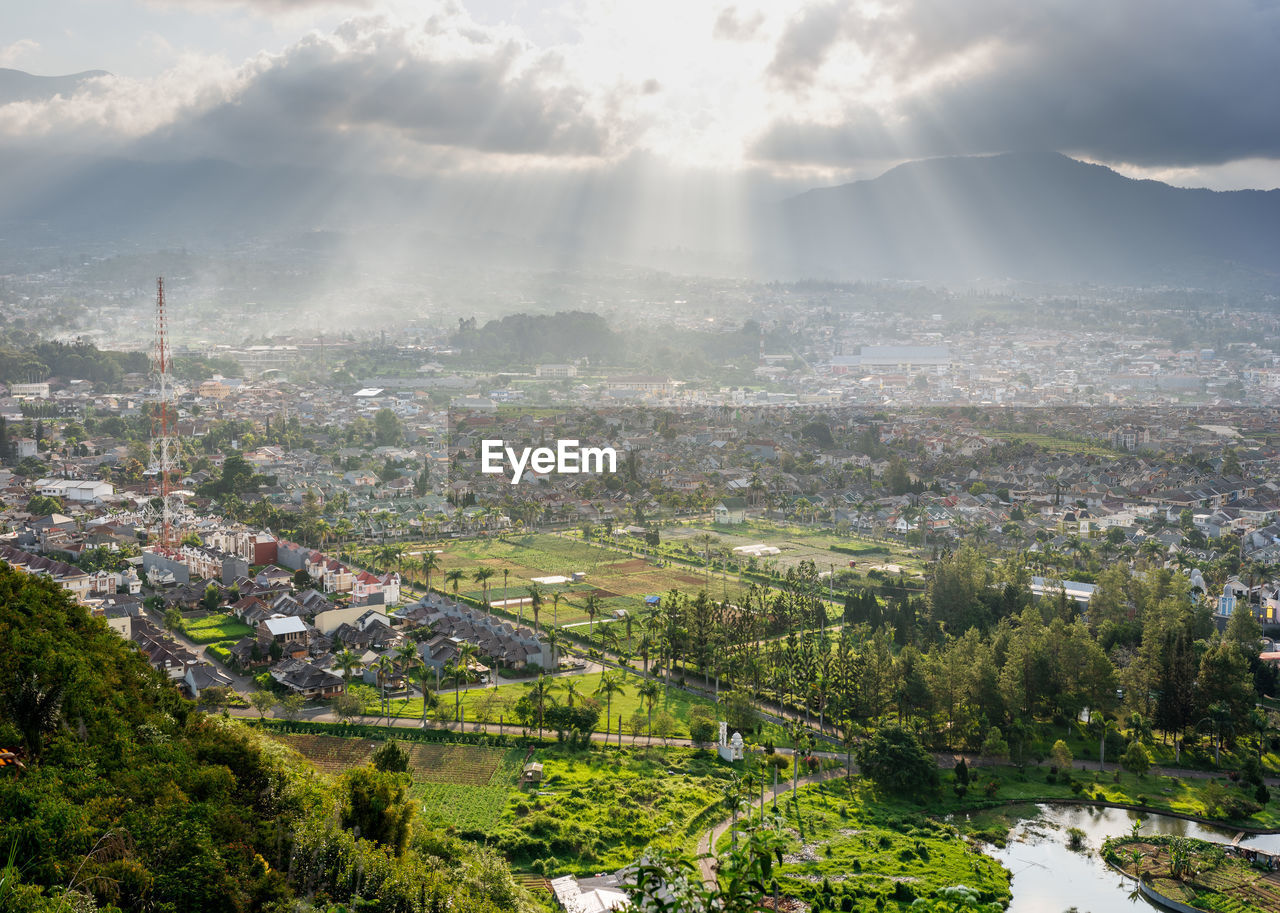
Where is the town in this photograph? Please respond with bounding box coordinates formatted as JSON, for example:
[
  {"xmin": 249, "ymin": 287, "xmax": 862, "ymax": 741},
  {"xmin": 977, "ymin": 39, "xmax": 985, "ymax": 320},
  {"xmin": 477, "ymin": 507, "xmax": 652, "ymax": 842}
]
[{"xmin": 3, "ymin": 280, "xmax": 1280, "ymax": 913}]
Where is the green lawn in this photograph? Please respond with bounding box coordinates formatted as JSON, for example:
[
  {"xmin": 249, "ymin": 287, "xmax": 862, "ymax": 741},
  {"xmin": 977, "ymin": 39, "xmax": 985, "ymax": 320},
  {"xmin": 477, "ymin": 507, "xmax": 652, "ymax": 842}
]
[
  {"xmin": 386, "ymin": 670, "xmax": 721, "ymax": 739},
  {"xmin": 182, "ymin": 612, "xmax": 253, "ymax": 644},
  {"xmin": 493, "ymin": 744, "xmax": 738, "ymax": 876}
]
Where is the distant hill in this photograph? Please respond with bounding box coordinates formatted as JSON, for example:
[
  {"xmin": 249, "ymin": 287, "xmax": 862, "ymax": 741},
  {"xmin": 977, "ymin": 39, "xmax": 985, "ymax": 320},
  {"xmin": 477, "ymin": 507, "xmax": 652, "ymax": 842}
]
[
  {"xmin": 0, "ymin": 67, "xmax": 109, "ymax": 104},
  {"xmin": 2, "ymin": 135, "xmax": 1279, "ymax": 287},
  {"xmin": 765, "ymin": 150, "xmax": 1280, "ymax": 286}
]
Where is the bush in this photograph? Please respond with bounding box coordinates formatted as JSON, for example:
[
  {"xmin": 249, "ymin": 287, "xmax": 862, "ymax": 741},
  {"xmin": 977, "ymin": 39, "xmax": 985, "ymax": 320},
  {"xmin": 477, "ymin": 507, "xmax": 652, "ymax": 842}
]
[
  {"xmin": 1051, "ymin": 740, "xmax": 1073, "ymax": 770},
  {"xmin": 1121, "ymin": 741, "xmax": 1151, "ymax": 776}
]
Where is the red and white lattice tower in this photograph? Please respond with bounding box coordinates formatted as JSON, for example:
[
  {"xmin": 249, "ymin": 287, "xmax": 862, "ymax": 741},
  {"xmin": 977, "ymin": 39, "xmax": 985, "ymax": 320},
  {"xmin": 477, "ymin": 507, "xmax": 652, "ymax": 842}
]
[{"xmin": 147, "ymin": 277, "xmax": 182, "ymax": 549}]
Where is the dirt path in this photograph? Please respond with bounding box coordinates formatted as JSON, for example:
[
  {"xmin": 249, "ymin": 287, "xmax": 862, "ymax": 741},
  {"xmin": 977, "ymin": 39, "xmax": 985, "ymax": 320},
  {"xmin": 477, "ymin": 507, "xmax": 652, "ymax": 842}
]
[{"xmin": 696, "ymin": 766, "xmax": 849, "ymax": 888}]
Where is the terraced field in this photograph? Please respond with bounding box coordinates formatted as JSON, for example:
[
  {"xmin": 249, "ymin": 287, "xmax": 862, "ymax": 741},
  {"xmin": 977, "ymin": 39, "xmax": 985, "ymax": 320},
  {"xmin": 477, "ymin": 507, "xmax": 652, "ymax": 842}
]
[{"xmin": 267, "ymin": 732, "xmax": 526, "ymax": 833}]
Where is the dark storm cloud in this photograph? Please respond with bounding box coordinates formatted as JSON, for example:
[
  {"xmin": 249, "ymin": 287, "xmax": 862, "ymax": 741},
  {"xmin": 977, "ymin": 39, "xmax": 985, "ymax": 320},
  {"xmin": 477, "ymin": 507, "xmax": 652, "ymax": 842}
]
[
  {"xmin": 145, "ymin": 19, "xmax": 610, "ymax": 164},
  {"xmin": 753, "ymin": 0, "xmax": 1280, "ymax": 168}
]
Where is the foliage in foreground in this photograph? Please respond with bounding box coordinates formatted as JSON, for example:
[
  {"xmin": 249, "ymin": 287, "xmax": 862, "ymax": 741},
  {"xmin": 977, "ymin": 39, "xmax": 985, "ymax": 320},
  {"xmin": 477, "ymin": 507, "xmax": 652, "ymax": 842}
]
[{"xmin": 0, "ymin": 564, "xmax": 534, "ymax": 913}]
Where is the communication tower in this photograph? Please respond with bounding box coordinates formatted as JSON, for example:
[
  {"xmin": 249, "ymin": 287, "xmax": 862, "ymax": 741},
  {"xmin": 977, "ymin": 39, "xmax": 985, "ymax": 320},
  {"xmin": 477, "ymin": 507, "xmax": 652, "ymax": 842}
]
[{"xmin": 147, "ymin": 277, "xmax": 182, "ymax": 548}]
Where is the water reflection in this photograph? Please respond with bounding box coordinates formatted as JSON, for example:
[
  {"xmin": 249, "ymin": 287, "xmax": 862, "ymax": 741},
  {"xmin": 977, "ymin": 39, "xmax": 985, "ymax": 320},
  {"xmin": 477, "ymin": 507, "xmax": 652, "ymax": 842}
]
[{"xmin": 983, "ymin": 804, "xmax": 1279, "ymax": 913}]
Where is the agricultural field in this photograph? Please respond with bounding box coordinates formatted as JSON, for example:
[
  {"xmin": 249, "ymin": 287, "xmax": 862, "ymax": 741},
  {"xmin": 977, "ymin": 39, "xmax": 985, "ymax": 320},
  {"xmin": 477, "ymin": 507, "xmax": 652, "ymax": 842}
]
[
  {"xmin": 181, "ymin": 612, "xmax": 253, "ymax": 644},
  {"xmin": 266, "ymin": 732, "xmax": 527, "ymax": 833},
  {"xmin": 664, "ymin": 520, "xmax": 929, "ymax": 580},
  {"xmin": 717, "ymin": 777, "xmax": 1011, "ymax": 912},
  {"xmin": 494, "ymin": 745, "xmax": 738, "ymax": 876},
  {"xmin": 366, "ymin": 533, "xmax": 743, "ymax": 627},
  {"xmin": 1104, "ymin": 836, "xmax": 1280, "ymax": 913}
]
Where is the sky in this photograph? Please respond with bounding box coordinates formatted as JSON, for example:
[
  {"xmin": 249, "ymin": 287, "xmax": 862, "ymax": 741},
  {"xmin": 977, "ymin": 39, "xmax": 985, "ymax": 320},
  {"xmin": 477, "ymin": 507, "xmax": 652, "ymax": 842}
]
[{"xmin": 3, "ymin": 0, "xmax": 1280, "ymax": 191}]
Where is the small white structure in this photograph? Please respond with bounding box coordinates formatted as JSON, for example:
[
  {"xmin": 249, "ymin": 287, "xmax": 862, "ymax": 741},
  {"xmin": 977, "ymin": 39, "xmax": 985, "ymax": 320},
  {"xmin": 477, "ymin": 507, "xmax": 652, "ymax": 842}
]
[{"xmin": 717, "ymin": 721, "xmax": 744, "ymax": 762}]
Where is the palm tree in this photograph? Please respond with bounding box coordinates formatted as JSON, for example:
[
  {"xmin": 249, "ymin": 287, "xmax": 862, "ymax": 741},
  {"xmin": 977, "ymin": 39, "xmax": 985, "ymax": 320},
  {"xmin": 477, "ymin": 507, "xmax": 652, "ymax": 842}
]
[
  {"xmin": 454, "ymin": 642, "xmax": 480, "ymax": 721},
  {"xmin": 585, "ymin": 591, "xmax": 600, "ymax": 638},
  {"xmin": 413, "ymin": 660, "xmax": 438, "ymax": 728},
  {"xmin": 637, "ymin": 679, "xmax": 660, "ymax": 745},
  {"xmin": 551, "ymin": 590, "xmax": 562, "ymax": 628},
  {"xmin": 545, "ymin": 628, "xmax": 562, "ymax": 671},
  {"xmin": 445, "ymin": 569, "xmax": 465, "ymax": 599},
  {"xmin": 526, "ymin": 674, "xmax": 552, "ymax": 738},
  {"xmin": 556, "ymin": 677, "xmax": 583, "ymax": 708},
  {"xmin": 695, "ymin": 532, "xmax": 717, "ymax": 586},
  {"xmin": 374, "ymin": 654, "xmax": 397, "ymax": 723},
  {"xmin": 723, "ymin": 776, "xmax": 746, "ymax": 848},
  {"xmin": 473, "ymin": 567, "xmax": 496, "ymax": 610},
  {"xmin": 420, "ymin": 551, "xmax": 441, "ymax": 594},
  {"xmin": 595, "ymin": 672, "xmax": 627, "ymax": 745},
  {"xmin": 444, "ymin": 660, "xmax": 463, "ymax": 723},
  {"xmin": 334, "ymin": 648, "xmax": 361, "ymax": 683},
  {"xmin": 502, "ymin": 567, "xmax": 510, "ymax": 605},
  {"xmin": 527, "ymin": 583, "xmax": 544, "ymax": 633}
]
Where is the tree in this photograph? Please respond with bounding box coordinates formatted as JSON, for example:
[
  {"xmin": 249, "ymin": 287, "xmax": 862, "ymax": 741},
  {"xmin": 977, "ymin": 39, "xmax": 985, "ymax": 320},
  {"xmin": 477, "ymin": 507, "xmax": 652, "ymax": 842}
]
[
  {"xmin": 372, "ymin": 739, "xmax": 410, "ymax": 773},
  {"xmin": 1051, "ymin": 739, "xmax": 1073, "ymax": 770},
  {"xmin": 594, "ymin": 672, "xmax": 627, "ymax": 744},
  {"xmin": 341, "ymin": 766, "xmax": 414, "ymax": 854},
  {"xmin": 249, "ymin": 689, "xmax": 275, "ymax": 719},
  {"xmin": 653, "ymin": 710, "xmax": 677, "ymax": 745},
  {"xmin": 281, "ymin": 693, "xmax": 306, "ymax": 720},
  {"xmin": 638, "ymin": 678, "xmax": 661, "ymax": 745},
  {"xmin": 373, "ymin": 408, "xmax": 404, "ymax": 446},
  {"xmin": 856, "ymin": 726, "xmax": 938, "ymax": 794},
  {"xmin": 473, "ymin": 567, "xmax": 495, "ymax": 609},
  {"xmin": 446, "ymin": 568, "xmax": 465, "ymax": 598},
  {"xmin": 420, "ymin": 550, "xmax": 441, "ymax": 594},
  {"xmin": 585, "ymin": 590, "xmax": 601, "ymax": 637},
  {"xmin": 331, "ymin": 690, "xmax": 363, "ymax": 723}
]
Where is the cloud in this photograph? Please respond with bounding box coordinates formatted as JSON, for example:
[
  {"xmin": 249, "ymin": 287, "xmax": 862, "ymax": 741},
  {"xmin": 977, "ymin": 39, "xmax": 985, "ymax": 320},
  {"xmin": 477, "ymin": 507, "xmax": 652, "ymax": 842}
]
[
  {"xmin": 712, "ymin": 6, "xmax": 765, "ymax": 42},
  {"xmin": 752, "ymin": 0, "xmax": 1280, "ymax": 169},
  {"xmin": 0, "ymin": 39, "xmax": 40, "ymax": 69},
  {"xmin": 0, "ymin": 12, "xmax": 620, "ymax": 169},
  {"xmin": 764, "ymin": 2, "xmax": 849, "ymax": 90}
]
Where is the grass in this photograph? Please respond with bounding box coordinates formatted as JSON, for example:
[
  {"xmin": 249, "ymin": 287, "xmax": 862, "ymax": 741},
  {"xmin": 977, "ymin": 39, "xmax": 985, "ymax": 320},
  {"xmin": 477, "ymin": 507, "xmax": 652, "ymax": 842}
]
[
  {"xmin": 984, "ymin": 429, "xmax": 1117, "ymax": 456},
  {"xmin": 493, "ymin": 744, "xmax": 738, "ymax": 876},
  {"xmin": 265, "ymin": 732, "xmax": 528, "ymax": 834},
  {"xmin": 920, "ymin": 762, "xmax": 1280, "ymax": 831},
  {"xmin": 181, "ymin": 612, "xmax": 252, "ymax": 644},
  {"xmin": 384, "ymin": 669, "xmax": 722, "ymax": 739},
  {"xmin": 716, "ymin": 777, "xmax": 1011, "ymax": 912}
]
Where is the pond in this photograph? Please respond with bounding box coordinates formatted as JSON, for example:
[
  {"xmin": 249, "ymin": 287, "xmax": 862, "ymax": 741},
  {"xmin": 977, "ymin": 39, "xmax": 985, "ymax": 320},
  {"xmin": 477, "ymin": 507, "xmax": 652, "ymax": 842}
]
[{"xmin": 984, "ymin": 804, "xmax": 1279, "ymax": 912}]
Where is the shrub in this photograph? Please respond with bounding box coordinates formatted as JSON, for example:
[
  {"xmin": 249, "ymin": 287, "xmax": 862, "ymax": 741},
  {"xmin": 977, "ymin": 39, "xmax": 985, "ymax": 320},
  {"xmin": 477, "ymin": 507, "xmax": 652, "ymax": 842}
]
[
  {"xmin": 1051, "ymin": 740, "xmax": 1073, "ymax": 770},
  {"xmin": 1121, "ymin": 741, "xmax": 1151, "ymax": 777}
]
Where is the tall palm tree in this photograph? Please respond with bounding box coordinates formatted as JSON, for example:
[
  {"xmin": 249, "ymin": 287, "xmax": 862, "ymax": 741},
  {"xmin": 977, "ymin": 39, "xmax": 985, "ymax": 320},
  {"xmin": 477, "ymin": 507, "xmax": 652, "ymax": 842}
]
[
  {"xmin": 637, "ymin": 678, "xmax": 661, "ymax": 745},
  {"xmin": 444, "ymin": 659, "xmax": 463, "ymax": 723},
  {"xmin": 527, "ymin": 583, "xmax": 544, "ymax": 634},
  {"xmin": 421, "ymin": 551, "xmax": 441, "ymax": 594},
  {"xmin": 473, "ymin": 567, "xmax": 496, "ymax": 610},
  {"xmin": 374, "ymin": 654, "xmax": 397, "ymax": 723},
  {"xmin": 545, "ymin": 628, "xmax": 562, "ymax": 671},
  {"xmin": 454, "ymin": 642, "xmax": 480, "ymax": 721},
  {"xmin": 551, "ymin": 590, "xmax": 562, "ymax": 628},
  {"xmin": 502, "ymin": 567, "xmax": 510, "ymax": 605},
  {"xmin": 445, "ymin": 568, "xmax": 465, "ymax": 599},
  {"xmin": 525, "ymin": 673, "xmax": 552, "ymax": 738},
  {"xmin": 585, "ymin": 591, "xmax": 600, "ymax": 638},
  {"xmin": 413, "ymin": 660, "xmax": 439, "ymax": 728},
  {"xmin": 595, "ymin": 672, "xmax": 627, "ymax": 745}
]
